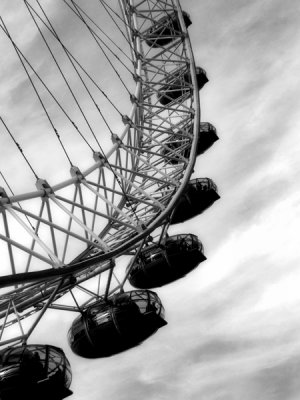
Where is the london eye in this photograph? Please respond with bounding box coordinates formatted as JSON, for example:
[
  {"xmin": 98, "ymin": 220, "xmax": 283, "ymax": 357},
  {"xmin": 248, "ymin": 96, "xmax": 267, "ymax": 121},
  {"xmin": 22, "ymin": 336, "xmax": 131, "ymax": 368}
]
[{"xmin": 0, "ymin": 1, "xmax": 219, "ymax": 398}]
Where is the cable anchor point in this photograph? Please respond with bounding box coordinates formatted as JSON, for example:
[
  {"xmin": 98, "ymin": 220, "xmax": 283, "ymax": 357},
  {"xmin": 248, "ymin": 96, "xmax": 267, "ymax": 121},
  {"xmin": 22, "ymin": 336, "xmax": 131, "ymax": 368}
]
[
  {"xmin": 36, "ymin": 179, "xmax": 53, "ymax": 196},
  {"xmin": 70, "ymin": 166, "xmax": 85, "ymax": 183}
]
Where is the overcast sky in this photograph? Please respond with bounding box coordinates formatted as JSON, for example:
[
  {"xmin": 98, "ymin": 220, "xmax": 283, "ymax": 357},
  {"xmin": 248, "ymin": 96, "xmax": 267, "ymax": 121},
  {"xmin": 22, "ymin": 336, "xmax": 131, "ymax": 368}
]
[{"xmin": 1, "ymin": 0, "xmax": 300, "ymax": 399}]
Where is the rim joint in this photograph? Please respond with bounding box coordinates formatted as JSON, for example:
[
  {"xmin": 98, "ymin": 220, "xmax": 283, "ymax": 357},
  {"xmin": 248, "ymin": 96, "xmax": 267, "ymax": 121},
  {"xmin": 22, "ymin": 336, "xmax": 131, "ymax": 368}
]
[
  {"xmin": 93, "ymin": 152, "xmax": 106, "ymax": 166},
  {"xmin": 122, "ymin": 115, "xmax": 132, "ymax": 126},
  {"xmin": 36, "ymin": 179, "xmax": 53, "ymax": 196},
  {"xmin": 0, "ymin": 187, "xmax": 10, "ymax": 209},
  {"xmin": 70, "ymin": 166, "xmax": 85, "ymax": 183},
  {"xmin": 111, "ymin": 133, "xmax": 123, "ymax": 146}
]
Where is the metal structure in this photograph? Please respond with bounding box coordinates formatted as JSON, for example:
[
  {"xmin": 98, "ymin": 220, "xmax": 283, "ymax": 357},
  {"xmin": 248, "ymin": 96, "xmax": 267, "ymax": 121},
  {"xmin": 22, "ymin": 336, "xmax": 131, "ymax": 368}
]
[
  {"xmin": 0, "ymin": 0, "xmax": 202, "ymax": 347},
  {"xmin": 0, "ymin": 1, "xmax": 218, "ymax": 392}
]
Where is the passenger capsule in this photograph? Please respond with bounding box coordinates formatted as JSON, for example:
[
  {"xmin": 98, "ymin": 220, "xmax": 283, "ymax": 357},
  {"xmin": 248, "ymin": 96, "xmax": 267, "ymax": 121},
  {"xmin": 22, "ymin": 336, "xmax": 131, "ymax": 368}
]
[
  {"xmin": 158, "ymin": 66, "xmax": 208, "ymax": 105},
  {"xmin": 145, "ymin": 11, "xmax": 192, "ymax": 48},
  {"xmin": 0, "ymin": 344, "xmax": 72, "ymax": 400},
  {"xmin": 170, "ymin": 178, "xmax": 220, "ymax": 224},
  {"xmin": 196, "ymin": 122, "xmax": 219, "ymax": 154},
  {"xmin": 68, "ymin": 290, "xmax": 167, "ymax": 358},
  {"xmin": 162, "ymin": 122, "xmax": 219, "ymax": 163},
  {"xmin": 128, "ymin": 234, "xmax": 206, "ymax": 289}
]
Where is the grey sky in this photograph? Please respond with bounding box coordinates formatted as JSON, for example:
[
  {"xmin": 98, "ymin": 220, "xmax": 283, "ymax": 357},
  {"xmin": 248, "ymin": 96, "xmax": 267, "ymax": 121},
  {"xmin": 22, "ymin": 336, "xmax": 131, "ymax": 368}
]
[{"xmin": 1, "ymin": 0, "xmax": 300, "ymax": 399}]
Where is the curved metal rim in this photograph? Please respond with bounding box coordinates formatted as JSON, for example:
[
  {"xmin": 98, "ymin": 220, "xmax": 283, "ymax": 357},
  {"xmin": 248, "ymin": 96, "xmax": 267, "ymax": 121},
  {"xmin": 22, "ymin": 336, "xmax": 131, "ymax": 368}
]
[{"xmin": 0, "ymin": 0, "xmax": 201, "ymax": 288}]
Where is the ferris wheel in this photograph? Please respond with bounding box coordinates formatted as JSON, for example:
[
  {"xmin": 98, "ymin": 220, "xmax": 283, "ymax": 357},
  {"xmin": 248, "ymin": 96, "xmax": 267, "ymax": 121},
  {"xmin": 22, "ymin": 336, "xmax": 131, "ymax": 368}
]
[{"xmin": 0, "ymin": 0, "xmax": 219, "ymax": 398}]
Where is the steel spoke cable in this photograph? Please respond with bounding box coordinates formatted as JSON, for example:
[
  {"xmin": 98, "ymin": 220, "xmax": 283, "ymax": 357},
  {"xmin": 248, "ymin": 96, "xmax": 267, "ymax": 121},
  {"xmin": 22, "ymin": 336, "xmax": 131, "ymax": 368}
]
[
  {"xmin": 5, "ymin": 2, "xmax": 126, "ymax": 155},
  {"xmin": 1, "ymin": 19, "xmax": 95, "ymax": 155},
  {"xmin": 67, "ymin": 0, "xmax": 131, "ymax": 96},
  {"xmin": 27, "ymin": 0, "xmax": 124, "ymax": 122},
  {"xmin": 29, "ymin": 0, "xmax": 113, "ymax": 151},
  {"xmin": 98, "ymin": 0, "xmax": 132, "ymax": 45},
  {"xmin": 0, "ymin": 19, "xmax": 73, "ymax": 167},
  {"xmin": 0, "ymin": 117, "xmax": 38, "ymax": 183},
  {"xmin": 63, "ymin": 0, "xmax": 132, "ymax": 68},
  {"xmin": 24, "ymin": 1, "xmax": 96, "ymax": 153}
]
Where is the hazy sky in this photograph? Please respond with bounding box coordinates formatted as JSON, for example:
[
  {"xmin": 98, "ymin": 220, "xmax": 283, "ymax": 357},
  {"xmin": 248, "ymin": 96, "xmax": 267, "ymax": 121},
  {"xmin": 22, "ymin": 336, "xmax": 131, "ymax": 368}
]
[{"xmin": 1, "ymin": 0, "xmax": 300, "ymax": 399}]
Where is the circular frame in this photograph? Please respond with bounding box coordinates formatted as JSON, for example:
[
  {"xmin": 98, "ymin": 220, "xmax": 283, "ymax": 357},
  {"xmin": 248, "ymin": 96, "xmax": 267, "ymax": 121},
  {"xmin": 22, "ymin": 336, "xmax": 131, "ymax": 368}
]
[{"xmin": 0, "ymin": 0, "xmax": 200, "ymax": 348}]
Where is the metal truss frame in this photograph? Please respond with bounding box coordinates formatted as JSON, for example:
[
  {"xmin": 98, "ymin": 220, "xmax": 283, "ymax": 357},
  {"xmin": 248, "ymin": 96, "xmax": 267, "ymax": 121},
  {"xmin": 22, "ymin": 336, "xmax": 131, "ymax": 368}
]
[{"xmin": 0, "ymin": 0, "xmax": 200, "ymax": 347}]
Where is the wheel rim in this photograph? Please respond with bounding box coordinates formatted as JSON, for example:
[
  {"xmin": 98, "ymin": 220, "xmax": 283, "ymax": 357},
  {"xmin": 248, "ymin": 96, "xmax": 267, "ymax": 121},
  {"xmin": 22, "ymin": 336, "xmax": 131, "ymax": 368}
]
[{"xmin": 0, "ymin": 0, "xmax": 200, "ymax": 347}]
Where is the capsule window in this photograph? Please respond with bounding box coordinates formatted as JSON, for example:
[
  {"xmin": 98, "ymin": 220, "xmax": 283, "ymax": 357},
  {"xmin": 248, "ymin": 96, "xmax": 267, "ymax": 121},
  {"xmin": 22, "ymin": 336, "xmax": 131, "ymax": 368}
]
[{"xmin": 92, "ymin": 311, "xmax": 111, "ymax": 326}]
